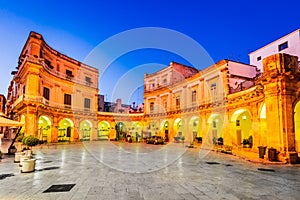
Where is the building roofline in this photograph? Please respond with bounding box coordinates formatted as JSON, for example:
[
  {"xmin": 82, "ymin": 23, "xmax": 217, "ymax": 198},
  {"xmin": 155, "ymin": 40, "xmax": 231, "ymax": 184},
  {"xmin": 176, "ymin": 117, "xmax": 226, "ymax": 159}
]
[
  {"xmin": 144, "ymin": 61, "xmax": 198, "ymax": 78},
  {"xmin": 222, "ymin": 59, "xmax": 257, "ymax": 68},
  {"xmin": 248, "ymin": 28, "xmax": 300, "ymax": 55},
  {"xmin": 20, "ymin": 31, "xmax": 98, "ymax": 71}
]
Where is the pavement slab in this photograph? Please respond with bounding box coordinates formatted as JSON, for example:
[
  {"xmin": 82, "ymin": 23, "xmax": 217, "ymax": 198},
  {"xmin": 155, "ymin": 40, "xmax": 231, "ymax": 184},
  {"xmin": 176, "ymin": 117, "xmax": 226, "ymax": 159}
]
[{"xmin": 1, "ymin": 141, "xmax": 300, "ymax": 199}]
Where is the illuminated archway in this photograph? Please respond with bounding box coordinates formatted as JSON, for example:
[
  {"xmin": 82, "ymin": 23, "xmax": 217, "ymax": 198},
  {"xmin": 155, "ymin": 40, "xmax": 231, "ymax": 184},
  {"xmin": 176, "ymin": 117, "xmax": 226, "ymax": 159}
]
[
  {"xmin": 207, "ymin": 114, "xmax": 223, "ymax": 143},
  {"xmin": 231, "ymin": 109, "xmax": 252, "ymax": 146},
  {"xmin": 58, "ymin": 118, "xmax": 74, "ymax": 142},
  {"xmin": 294, "ymin": 101, "xmax": 300, "ymax": 152},
  {"xmin": 189, "ymin": 116, "xmax": 202, "ymax": 140},
  {"xmin": 160, "ymin": 120, "xmax": 170, "ymax": 142},
  {"xmin": 38, "ymin": 116, "xmax": 52, "ymax": 142},
  {"xmin": 80, "ymin": 120, "xmax": 92, "ymax": 141},
  {"xmin": 116, "ymin": 122, "xmax": 127, "ymax": 140},
  {"xmin": 131, "ymin": 121, "xmax": 143, "ymax": 142},
  {"xmin": 98, "ymin": 121, "xmax": 110, "ymax": 140},
  {"xmin": 174, "ymin": 118, "xmax": 183, "ymax": 137},
  {"xmin": 147, "ymin": 121, "xmax": 158, "ymax": 137},
  {"xmin": 259, "ymin": 103, "xmax": 267, "ymax": 146}
]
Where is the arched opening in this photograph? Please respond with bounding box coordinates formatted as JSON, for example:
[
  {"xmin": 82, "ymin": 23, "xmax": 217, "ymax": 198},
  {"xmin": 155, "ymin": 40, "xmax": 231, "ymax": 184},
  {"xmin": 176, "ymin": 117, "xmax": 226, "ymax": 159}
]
[
  {"xmin": 174, "ymin": 118, "xmax": 184, "ymax": 142},
  {"xmin": 207, "ymin": 114, "xmax": 223, "ymax": 144},
  {"xmin": 38, "ymin": 116, "xmax": 52, "ymax": 142},
  {"xmin": 147, "ymin": 121, "xmax": 158, "ymax": 137},
  {"xmin": 80, "ymin": 120, "xmax": 92, "ymax": 141},
  {"xmin": 294, "ymin": 101, "xmax": 300, "ymax": 152},
  {"xmin": 58, "ymin": 118, "xmax": 74, "ymax": 142},
  {"xmin": 98, "ymin": 121, "xmax": 110, "ymax": 140},
  {"xmin": 231, "ymin": 109, "xmax": 252, "ymax": 146},
  {"xmin": 115, "ymin": 122, "xmax": 127, "ymax": 140},
  {"xmin": 259, "ymin": 103, "xmax": 267, "ymax": 146},
  {"xmin": 131, "ymin": 121, "xmax": 143, "ymax": 142},
  {"xmin": 189, "ymin": 116, "xmax": 202, "ymax": 142},
  {"xmin": 160, "ymin": 120, "xmax": 169, "ymax": 142}
]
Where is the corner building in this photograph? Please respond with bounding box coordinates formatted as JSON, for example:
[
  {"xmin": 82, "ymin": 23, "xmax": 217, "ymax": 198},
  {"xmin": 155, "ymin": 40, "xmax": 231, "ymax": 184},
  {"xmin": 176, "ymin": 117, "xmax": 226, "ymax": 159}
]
[
  {"xmin": 6, "ymin": 32, "xmax": 99, "ymax": 142},
  {"xmin": 144, "ymin": 56, "xmax": 300, "ymax": 163}
]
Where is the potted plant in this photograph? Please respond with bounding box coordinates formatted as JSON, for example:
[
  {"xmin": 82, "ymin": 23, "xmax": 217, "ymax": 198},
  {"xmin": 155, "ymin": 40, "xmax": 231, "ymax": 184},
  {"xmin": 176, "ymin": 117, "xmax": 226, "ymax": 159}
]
[
  {"xmin": 23, "ymin": 135, "xmax": 39, "ymax": 149},
  {"xmin": 0, "ymin": 150, "xmax": 2, "ymax": 160},
  {"xmin": 217, "ymin": 137, "xmax": 223, "ymax": 145},
  {"xmin": 19, "ymin": 135, "xmax": 38, "ymax": 173},
  {"xmin": 196, "ymin": 137, "xmax": 202, "ymax": 143},
  {"xmin": 22, "ymin": 135, "xmax": 39, "ymax": 156},
  {"xmin": 242, "ymin": 138, "xmax": 250, "ymax": 148}
]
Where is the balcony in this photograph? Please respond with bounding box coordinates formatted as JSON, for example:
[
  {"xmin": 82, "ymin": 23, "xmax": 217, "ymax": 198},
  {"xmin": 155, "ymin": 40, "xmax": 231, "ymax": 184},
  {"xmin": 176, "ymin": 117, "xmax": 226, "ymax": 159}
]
[
  {"xmin": 146, "ymin": 95, "xmax": 226, "ymax": 115},
  {"xmin": 17, "ymin": 54, "xmax": 97, "ymax": 88},
  {"xmin": 11, "ymin": 94, "xmax": 96, "ymax": 113},
  {"xmin": 145, "ymin": 82, "xmax": 172, "ymax": 92}
]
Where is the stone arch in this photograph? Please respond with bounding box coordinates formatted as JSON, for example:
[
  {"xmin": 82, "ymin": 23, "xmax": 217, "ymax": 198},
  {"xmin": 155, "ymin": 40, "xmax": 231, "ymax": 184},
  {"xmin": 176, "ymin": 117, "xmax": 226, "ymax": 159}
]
[
  {"xmin": 80, "ymin": 120, "xmax": 92, "ymax": 141},
  {"xmin": 131, "ymin": 121, "xmax": 143, "ymax": 142},
  {"xmin": 116, "ymin": 122, "xmax": 127, "ymax": 140},
  {"xmin": 174, "ymin": 118, "xmax": 183, "ymax": 137},
  {"xmin": 258, "ymin": 102, "xmax": 267, "ymax": 146},
  {"xmin": 231, "ymin": 109, "xmax": 252, "ymax": 146},
  {"xmin": 189, "ymin": 116, "xmax": 202, "ymax": 140},
  {"xmin": 98, "ymin": 121, "xmax": 110, "ymax": 140},
  {"xmin": 207, "ymin": 113, "xmax": 223, "ymax": 144},
  {"xmin": 147, "ymin": 121, "xmax": 159, "ymax": 137},
  {"xmin": 38, "ymin": 115, "xmax": 52, "ymax": 142},
  {"xmin": 160, "ymin": 120, "xmax": 170, "ymax": 142},
  {"xmin": 58, "ymin": 118, "xmax": 74, "ymax": 142}
]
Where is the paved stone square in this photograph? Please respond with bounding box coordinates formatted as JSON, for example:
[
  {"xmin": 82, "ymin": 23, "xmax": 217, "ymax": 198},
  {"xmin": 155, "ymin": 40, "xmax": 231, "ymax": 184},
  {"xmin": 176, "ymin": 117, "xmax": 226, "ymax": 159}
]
[{"xmin": 0, "ymin": 141, "xmax": 300, "ymax": 200}]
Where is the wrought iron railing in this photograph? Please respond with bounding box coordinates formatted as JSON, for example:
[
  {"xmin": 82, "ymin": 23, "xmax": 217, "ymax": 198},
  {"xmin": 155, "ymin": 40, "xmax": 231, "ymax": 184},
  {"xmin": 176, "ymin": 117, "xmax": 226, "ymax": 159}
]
[
  {"xmin": 12, "ymin": 94, "xmax": 96, "ymax": 113},
  {"xmin": 17, "ymin": 54, "xmax": 97, "ymax": 88}
]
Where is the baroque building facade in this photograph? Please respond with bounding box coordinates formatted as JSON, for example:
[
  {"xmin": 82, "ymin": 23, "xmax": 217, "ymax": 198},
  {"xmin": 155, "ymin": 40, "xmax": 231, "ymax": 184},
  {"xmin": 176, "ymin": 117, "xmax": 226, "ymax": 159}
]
[
  {"xmin": 5, "ymin": 31, "xmax": 300, "ymax": 163},
  {"xmin": 7, "ymin": 32, "xmax": 99, "ymax": 142},
  {"xmin": 143, "ymin": 54, "xmax": 300, "ymax": 163}
]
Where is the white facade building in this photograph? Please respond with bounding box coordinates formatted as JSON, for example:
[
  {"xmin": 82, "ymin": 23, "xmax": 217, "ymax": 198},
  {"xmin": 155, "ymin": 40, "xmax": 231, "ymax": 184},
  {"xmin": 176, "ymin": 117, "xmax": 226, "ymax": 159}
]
[{"xmin": 249, "ymin": 28, "xmax": 300, "ymax": 71}]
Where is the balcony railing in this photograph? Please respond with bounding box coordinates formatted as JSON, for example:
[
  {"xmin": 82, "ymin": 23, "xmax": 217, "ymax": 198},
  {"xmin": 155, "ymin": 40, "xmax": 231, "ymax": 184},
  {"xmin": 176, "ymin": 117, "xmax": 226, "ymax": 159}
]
[
  {"xmin": 18, "ymin": 54, "xmax": 97, "ymax": 88},
  {"xmin": 11, "ymin": 94, "xmax": 96, "ymax": 113},
  {"xmin": 146, "ymin": 95, "xmax": 226, "ymax": 115}
]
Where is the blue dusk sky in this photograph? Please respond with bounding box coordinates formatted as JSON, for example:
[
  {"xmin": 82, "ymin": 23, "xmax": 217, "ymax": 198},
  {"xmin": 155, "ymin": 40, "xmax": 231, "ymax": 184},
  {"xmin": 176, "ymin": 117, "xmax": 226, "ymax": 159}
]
[{"xmin": 0, "ymin": 0, "xmax": 299, "ymax": 105}]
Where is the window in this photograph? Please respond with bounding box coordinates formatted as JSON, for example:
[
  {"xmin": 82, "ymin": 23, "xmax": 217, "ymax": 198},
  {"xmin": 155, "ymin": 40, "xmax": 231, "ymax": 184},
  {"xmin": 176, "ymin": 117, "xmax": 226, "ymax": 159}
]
[
  {"xmin": 45, "ymin": 59, "xmax": 54, "ymax": 69},
  {"xmin": 85, "ymin": 77, "xmax": 92, "ymax": 86},
  {"xmin": 163, "ymin": 78, "xmax": 167, "ymax": 85},
  {"xmin": 192, "ymin": 90, "xmax": 196, "ymax": 104},
  {"xmin": 150, "ymin": 102, "xmax": 154, "ymax": 113},
  {"xmin": 84, "ymin": 98, "xmax": 90, "ymax": 110},
  {"xmin": 23, "ymin": 86, "xmax": 26, "ymax": 94},
  {"xmin": 64, "ymin": 94, "xmax": 71, "ymax": 105},
  {"xmin": 257, "ymin": 56, "xmax": 261, "ymax": 61},
  {"xmin": 66, "ymin": 69, "xmax": 73, "ymax": 76},
  {"xmin": 176, "ymin": 96, "xmax": 180, "ymax": 108},
  {"xmin": 278, "ymin": 41, "xmax": 288, "ymax": 51},
  {"xmin": 164, "ymin": 101, "xmax": 167, "ymax": 110},
  {"xmin": 210, "ymin": 83, "xmax": 217, "ymax": 101},
  {"xmin": 66, "ymin": 70, "xmax": 73, "ymax": 81},
  {"xmin": 151, "ymin": 83, "xmax": 155, "ymax": 89},
  {"xmin": 236, "ymin": 120, "xmax": 240, "ymax": 126},
  {"xmin": 43, "ymin": 87, "xmax": 50, "ymax": 100}
]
